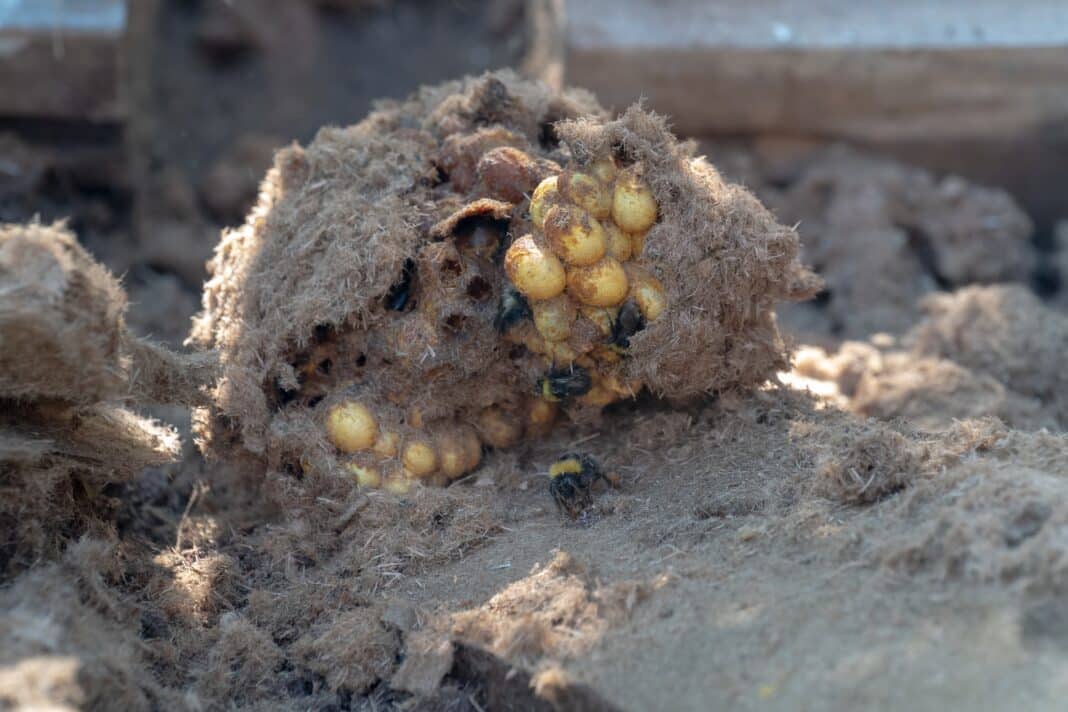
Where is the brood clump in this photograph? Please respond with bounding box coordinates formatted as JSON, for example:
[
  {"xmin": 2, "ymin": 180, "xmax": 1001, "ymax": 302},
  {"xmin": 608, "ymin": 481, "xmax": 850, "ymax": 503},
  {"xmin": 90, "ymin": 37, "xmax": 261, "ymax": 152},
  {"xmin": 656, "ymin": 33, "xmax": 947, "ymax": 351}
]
[{"xmin": 192, "ymin": 71, "xmax": 818, "ymax": 495}]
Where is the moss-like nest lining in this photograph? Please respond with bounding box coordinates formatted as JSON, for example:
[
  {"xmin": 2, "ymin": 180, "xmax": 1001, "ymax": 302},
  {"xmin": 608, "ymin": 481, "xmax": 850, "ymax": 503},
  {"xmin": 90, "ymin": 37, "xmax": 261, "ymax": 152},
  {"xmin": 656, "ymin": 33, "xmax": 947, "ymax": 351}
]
[{"xmin": 192, "ymin": 71, "xmax": 819, "ymax": 491}]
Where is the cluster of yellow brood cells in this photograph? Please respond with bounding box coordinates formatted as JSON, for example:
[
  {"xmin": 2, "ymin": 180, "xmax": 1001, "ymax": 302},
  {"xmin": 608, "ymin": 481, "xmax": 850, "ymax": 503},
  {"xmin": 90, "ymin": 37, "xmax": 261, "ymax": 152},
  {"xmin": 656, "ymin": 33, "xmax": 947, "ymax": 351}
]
[{"xmin": 323, "ymin": 153, "xmax": 666, "ymax": 492}]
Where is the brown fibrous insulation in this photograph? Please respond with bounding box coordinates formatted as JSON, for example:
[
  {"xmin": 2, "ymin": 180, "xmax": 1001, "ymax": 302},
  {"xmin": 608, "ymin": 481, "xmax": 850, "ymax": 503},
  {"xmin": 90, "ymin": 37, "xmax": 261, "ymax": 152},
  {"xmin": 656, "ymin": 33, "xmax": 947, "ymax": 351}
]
[
  {"xmin": 448, "ymin": 551, "xmax": 608, "ymax": 664},
  {"xmin": 0, "ymin": 540, "xmax": 179, "ymax": 711},
  {"xmin": 0, "ymin": 221, "xmax": 128, "ymax": 404},
  {"xmin": 0, "ymin": 222, "xmax": 215, "ymax": 573},
  {"xmin": 191, "ymin": 70, "xmax": 817, "ymax": 493},
  {"xmin": 908, "ymin": 285, "xmax": 1068, "ymax": 423},
  {"xmin": 765, "ymin": 145, "xmax": 1034, "ymax": 340},
  {"xmin": 789, "ymin": 284, "xmax": 1068, "ymax": 432}
]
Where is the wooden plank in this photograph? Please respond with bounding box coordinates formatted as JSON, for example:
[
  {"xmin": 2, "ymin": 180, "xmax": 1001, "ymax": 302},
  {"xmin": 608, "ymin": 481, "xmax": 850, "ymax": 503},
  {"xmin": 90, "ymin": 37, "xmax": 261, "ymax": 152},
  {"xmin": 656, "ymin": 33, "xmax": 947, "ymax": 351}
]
[
  {"xmin": 557, "ymin": 0, "xmax": 1068, "ymax": 226},
  {"xmin": 564, "ymin": 0, "xmax": 1068, "ymax": 142}
]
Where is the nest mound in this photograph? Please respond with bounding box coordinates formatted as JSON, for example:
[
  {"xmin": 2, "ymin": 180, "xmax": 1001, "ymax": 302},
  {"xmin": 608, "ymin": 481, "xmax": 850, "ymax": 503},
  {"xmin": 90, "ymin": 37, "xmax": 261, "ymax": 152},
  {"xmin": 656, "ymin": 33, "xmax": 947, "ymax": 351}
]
[{"xmin": 192, "ymin": 70, "xmax": 818, "ymax": 494}]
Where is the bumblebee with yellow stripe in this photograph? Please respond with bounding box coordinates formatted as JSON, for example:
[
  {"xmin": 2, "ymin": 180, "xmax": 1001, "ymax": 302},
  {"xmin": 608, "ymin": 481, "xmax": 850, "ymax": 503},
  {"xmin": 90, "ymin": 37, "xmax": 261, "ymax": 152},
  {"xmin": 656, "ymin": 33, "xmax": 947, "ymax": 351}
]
[
  {"xmin": 549, "ymin": 453, "xmax": 611, "ymax": 518},
  {"xmin": 537, "ymin": 365, "xmax": 592, "ymax": 402}
]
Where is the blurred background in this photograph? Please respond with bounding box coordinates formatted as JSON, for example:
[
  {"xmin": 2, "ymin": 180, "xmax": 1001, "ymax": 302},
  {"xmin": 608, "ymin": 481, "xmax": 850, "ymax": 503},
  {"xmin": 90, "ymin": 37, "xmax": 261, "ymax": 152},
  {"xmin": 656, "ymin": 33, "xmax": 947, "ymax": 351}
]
[{"xmin": 3, "ymin": 0, "xmax": 1068, "ymax": 345}]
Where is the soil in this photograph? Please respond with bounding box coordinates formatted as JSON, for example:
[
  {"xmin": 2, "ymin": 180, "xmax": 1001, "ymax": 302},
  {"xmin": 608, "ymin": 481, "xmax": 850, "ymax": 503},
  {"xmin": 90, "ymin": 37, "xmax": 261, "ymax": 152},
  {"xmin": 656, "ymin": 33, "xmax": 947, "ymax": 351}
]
[{"xmin": 5, "ymin": 3, "xmax": 1068, "ymax": 712}]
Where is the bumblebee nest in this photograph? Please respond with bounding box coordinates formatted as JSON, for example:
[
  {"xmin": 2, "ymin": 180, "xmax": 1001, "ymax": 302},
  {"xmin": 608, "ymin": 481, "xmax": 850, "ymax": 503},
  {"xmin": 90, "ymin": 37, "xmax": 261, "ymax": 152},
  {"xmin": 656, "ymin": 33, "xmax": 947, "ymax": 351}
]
[{"xmin": 192, "ymin": 71, "xmax": 819, "ymax": 493}]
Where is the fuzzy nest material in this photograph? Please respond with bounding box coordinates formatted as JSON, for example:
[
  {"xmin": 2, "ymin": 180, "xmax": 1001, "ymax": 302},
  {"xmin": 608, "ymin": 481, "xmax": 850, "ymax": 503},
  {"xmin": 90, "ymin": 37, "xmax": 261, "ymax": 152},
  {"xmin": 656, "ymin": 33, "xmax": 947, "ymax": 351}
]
[
  {"xmin": 0, "ymin": 222, "xmax": 129, "ymax": 404},
  {"xmin": 909, "ymin": 285, "xmax": 1068, "ymax": 423},
  {"xmin": 192, "ymin": 70, "xmax": 818, "ymax": 495},
  {"xmin": 0, "ymin": 222, "xmax": 214, "ymax": 573},
  {"xmin": 791, "ymin": 284, "xmax": 1068, "ymax": 432},
  {"xmin": 765, "ymin": 146, "xmax": 1034, "ymax": 340}
]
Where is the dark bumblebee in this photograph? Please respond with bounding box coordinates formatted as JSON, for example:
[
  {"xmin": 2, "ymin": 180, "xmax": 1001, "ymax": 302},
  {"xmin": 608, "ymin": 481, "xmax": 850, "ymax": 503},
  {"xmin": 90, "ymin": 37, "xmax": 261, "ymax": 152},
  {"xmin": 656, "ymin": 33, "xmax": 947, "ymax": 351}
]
[
  {"xmin": 548, "ymin": 453, "xmax": 612, "ymax": 518},
  {"xmin": 385, "ymin": 258, "xmax": 417, "ymax": 312},
  {"xmin": 494, "ymin": 285, "xmax": 531, "ymax": 333},
  {"xmin": 537, "ymin": 365, "xmax": 592, "ymax": 402},
  {"xmin": 610, "ymin": 298, "xmax": 645, "ymax": 349}
]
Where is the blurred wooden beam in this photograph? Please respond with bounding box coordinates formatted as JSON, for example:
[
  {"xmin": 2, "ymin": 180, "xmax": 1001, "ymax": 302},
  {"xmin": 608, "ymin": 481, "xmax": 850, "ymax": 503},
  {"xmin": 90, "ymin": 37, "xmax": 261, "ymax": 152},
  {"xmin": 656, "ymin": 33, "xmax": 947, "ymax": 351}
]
[
  {"xmin": 564, "ymin": 0, "xmax": 1068, "ymax": 141},
  {"xmin": 0, "ymin": 0, "xmax": 127, "ymax": 122},
  {"xmin": 557, "ymin": 0, "xmax": 1068, "ymax": 227}
]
